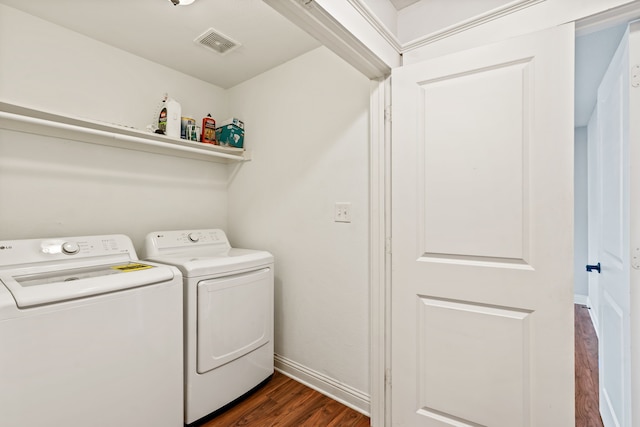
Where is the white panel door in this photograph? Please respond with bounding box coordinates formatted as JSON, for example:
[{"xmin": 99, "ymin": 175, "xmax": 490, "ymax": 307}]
[
  {"xmin": 595, "ymin": 24, "xmax": 632, "ymax": 427},
  {"xmin": 391, "ymin": 24, "xmax": 575, "ymax": 426}
]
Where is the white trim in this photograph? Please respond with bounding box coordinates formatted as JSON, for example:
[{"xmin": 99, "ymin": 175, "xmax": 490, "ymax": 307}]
[
  {"xmin": 347, "ymin": 0, "xmax": 402, "ymax": 52},
  {"xmin": 347, "ymin": 0, "xmax": 545, "ymax": 54},
  {"xmin": 575, "ymin": 1, "xmax": 640, "ymax": 36},
  {"xmin": 264, "ymin": 0, "xmax": 392, "ymax": 79},
  {"xmin": 586, "ymin": 296, "xmax": 600, "ymax": 338},
  {"xmin": 382, "ymin": 75, "xmax": 393, "ymax": 427},
  {"xmin": 273, "ymin": 354, "xmax": 371, "ymax": 416},
  {"xmin": 574, "ymin": 294, "xmax": 589, "ymax": 305},
  {"xmin": 369, "ymin": 77, "xmax": 389, "ymax": 427},
  {"xmin": 401, "ymin": 0, "xmax": 545, "ymax": 52}
]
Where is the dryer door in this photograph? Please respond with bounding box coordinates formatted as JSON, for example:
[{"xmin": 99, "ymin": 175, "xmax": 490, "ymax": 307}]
[{"xmin": 196, "ymin": 267, "xmax": 273, "ymax": 374}]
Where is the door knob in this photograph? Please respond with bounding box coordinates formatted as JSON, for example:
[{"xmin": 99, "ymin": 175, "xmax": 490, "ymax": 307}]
[{"xmin": 586, "ymin": 263, "xmax": 601, "ymax": 273}]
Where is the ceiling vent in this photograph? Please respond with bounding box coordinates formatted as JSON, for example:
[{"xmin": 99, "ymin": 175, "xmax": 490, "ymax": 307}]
[{"xmin": 194, "ymin": 28, "xmax": 240, "ymax": 55}]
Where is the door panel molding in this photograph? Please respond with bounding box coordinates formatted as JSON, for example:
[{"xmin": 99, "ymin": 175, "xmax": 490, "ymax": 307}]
[
  {"xmin": 416, "ymin": 296, "xmax": 532, "ymax": 426},
  {"xmin": 416, "ymin": 59, "xmax": 532, "ymax": 262}
]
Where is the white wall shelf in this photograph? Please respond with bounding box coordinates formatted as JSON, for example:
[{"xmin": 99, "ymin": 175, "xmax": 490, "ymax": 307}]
[{"xmin": 0, "ymin": 101, "xmax": 250, "ymax": 163}]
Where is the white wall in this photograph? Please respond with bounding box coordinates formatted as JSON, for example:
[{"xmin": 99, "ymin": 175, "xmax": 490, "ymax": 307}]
[
  {"xmin": 574, "ymin": 126, "xmax": 589, "ymax": 302},
  {"xmin": 0, "ymin": 129, "xmax": 228, "ymax": 252},
  {"xmin": 575, "ymin": 23, "xmax": 627, "ymax": 127},
  {"xmin": 0, "ymin": 5, "xmax": 229, "ymax": 253},
  {"xmin": 0, "ymin": 5, "xmax": 228, "ymax": 130},
  {"xmin": 226, "ymin": 47, "xmax": 371, "ymax": 399}
]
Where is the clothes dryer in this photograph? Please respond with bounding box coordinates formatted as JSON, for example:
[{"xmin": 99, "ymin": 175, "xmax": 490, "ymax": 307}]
[{"xmin": 142, "ymin": 229, "xmax": 274, "ymax": 424}]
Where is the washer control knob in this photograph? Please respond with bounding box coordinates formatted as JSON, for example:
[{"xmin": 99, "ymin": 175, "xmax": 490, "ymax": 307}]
[
  {"xmin": 188, "ymin": 233, "xmax": 199, "ymax": 243},
  {"xmin": 61, "ymin": 242, "xmax": 80, "ymax": 255}
]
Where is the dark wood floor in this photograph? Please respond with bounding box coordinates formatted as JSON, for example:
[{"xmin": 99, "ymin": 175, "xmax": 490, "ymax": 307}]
[
  {"xmin": 575, "ymin": 304, "xmax": 603, "ymax": 427},
  {"xmin": 196, "ymin": 306, "xmax": 601, "ymax": 426},
  {"xmin": 198, "ymin": 371, "xmax": 370, "ymax": 427}
]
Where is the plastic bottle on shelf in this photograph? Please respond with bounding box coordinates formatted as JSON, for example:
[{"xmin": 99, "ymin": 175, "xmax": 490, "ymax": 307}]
[
  {"xmin": 201, "ymin": 114, "xmax": 217, "ymax": 144},
  {"xmin": 157, "ymin": 96, "xmax": 182, "ymax": 138}
]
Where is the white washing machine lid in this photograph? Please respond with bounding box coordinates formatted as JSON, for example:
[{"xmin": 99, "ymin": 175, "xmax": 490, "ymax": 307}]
[
  {"xmin": 146, "ymin": 248, "xmax": 273, "ymax": 278},
  {"xmin": 0, "ymin": 234, "xmax": 177, "ymax": 308},
  {"xmin": 1, "ymin": 262, "xmax": 175, "ymax": 308}
]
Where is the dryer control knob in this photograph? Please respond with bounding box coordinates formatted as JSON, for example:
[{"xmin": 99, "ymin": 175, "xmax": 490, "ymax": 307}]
[
  {"xmin": 188, "ymin": 233, "xmax": 199, "ymax": 243},
  {"xmin": 61, "ymin": 242, "xmax": 80, "ymax": 255}
]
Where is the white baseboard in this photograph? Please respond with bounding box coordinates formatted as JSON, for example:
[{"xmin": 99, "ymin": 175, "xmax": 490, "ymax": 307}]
[
  {"xmin": 585, "ymin": 297, "xmax": 600, "ymax": 338},
  {"xmin": 274, "ymin": 354, "xmax": 370, "ymax": 417},
  {"xmin": 574, "ymin": 294, "xmax": 588, "ymax": 305}
]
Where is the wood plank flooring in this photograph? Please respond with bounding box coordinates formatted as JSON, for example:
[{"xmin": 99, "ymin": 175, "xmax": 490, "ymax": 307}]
[
  {"xmin": 194, "ymin": 306, "xmax": 601, "ymax": 426},
  {"xmin": 575, "ymin": 304, "xmax": 603, "ymax": 427},
  {"xmin": 195, "ymin": 371, "xmax": 370, "ymax": 427}
]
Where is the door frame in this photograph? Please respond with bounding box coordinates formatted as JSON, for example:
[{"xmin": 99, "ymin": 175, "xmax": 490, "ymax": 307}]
[
  {"xmin": 578, "ymin": 11, "xmax": 640, "ymax": 427},
  {"xmin": 628, "ymin": 20, "xmax": 640, "ymax": 427},
  {"xmin": 369, "ymin": 75, "xmax": 392, "ymax": 426}
]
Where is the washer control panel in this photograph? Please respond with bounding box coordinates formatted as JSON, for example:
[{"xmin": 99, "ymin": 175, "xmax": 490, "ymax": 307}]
[
  {"xmin": 41, "ymin": 236, "xmax": 126, "ymax": 257},
  {"xmin": 0, "ymin": 235, "xmax": 135, "ymax": 267}
]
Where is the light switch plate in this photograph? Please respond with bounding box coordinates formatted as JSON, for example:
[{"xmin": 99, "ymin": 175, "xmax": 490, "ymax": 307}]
[{"xmin": 334, "ymin": 202, "xmax": 352, "ymax": 223}]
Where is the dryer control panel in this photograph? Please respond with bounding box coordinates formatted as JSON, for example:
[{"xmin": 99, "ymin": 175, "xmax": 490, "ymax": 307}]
[{"xmin": 143, "ymin": 229, "xmax": 231, "ymax": 257}]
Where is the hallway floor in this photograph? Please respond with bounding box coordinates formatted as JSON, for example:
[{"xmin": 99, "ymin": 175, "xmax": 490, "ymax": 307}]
[{"xmin": 575, "ymin": 304, "xmax": 603, "ymax": 427}]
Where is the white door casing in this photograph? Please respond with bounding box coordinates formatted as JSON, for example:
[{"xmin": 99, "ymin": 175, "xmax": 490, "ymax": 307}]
[
  {"xmin": 629, "ymin": 21, "xmax": 640, "ymax": 427},
  {"xmin": 391, "ymin": 24, "xmax": 575, "ymax": 427}
]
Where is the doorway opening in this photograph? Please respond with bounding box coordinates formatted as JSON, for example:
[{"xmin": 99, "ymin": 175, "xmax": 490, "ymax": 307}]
[{"xmin": 574, "ymin": 9, "xmax": 638, "ymax": 426}]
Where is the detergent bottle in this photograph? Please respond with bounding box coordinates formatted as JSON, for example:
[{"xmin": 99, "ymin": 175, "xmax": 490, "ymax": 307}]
[{"xmin": 157, "ymin": 95, "xmax": 182, "ymax": 138}]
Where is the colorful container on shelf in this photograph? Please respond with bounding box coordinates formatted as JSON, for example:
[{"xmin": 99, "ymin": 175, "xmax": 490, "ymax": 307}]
[
  {"xmin": 201, "ymin": 115, "xmax": 217, "ymax": 144},
  {"xmin": 216, "ymin": 118, "xmax": 244, "ymax": 148},
  {"xmin": 181, "ymin": 117, "xmax": 196, "ymax": 139}
]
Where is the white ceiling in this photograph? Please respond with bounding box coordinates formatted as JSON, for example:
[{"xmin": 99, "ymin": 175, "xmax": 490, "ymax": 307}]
[
  {"xmin": 0, "ymin": 0, "xmax": 322, "ymax": 89},
  {"xmin": 389, "ymin": 0, "xmax": 421, "ymax": 10}
]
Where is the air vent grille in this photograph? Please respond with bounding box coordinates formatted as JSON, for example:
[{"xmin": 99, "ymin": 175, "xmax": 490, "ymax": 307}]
[{"xmin": 194, "ymin": 28, "xmax": 240, "ymax": 55}]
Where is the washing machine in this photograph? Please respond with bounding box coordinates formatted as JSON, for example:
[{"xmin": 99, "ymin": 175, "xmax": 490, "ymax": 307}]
[
  {"xmin": 142, "ymin": 229, "xmax": 274, "ymax": 425},
  {"xmin": 0, "ymin": 234, "xmax": 183, "ymax": 427}
]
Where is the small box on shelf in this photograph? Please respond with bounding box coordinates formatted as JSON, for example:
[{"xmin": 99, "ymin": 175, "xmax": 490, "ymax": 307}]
[{"xmin": 216, "ymin": 118, "xmax": 244, "ymax": 148}]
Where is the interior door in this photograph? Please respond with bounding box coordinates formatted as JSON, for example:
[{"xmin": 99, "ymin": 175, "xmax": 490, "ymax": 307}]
[
  {"xmin": 391, "ymin": 24, "xmax": 575, "ymax": 426},
  {"xmin": 595, "ymin": 24, "xmax": 632, "ymax": 427}
]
